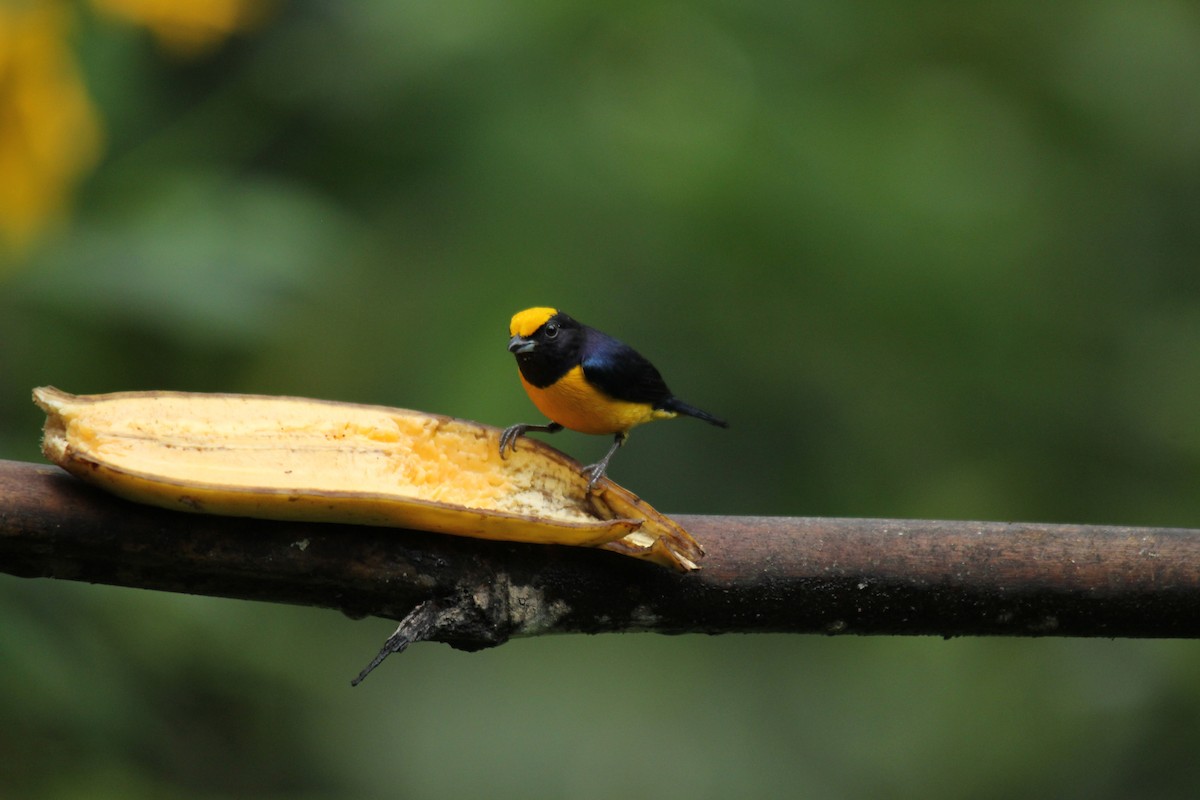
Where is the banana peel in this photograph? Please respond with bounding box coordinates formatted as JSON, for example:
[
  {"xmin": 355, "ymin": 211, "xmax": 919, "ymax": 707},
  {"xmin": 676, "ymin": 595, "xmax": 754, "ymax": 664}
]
[{"xmin": 33, "ymin": 387, "xmax": 704, "ymax": 571}]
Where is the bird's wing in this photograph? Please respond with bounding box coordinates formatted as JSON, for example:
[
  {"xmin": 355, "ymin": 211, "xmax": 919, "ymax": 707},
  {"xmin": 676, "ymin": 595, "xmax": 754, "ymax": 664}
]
[{"xmin": 579, "ymin": 331, "xmax": 673, "ymax": 405}]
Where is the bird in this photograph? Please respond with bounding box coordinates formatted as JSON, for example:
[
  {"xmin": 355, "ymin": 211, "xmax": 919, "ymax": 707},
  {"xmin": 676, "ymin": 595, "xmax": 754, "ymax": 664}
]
[{"xmin": 499, "ymin": 306, "xmax": 728, "ymax": 490}]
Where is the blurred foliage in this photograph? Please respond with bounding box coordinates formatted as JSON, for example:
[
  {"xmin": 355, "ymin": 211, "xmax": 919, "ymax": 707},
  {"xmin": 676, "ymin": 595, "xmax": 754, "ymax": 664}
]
[
  {"xmin": 2, "ymin": 0, "xmax": 1200, "ymax": 797},
  {"xmin": 0, "ymin": 2, "xmax": 102, "ymax": 255}
]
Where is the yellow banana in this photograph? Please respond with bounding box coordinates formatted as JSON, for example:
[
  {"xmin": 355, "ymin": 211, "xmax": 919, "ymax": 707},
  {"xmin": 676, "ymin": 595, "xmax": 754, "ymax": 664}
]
[{"xmin": 33, "ymin": 387, "xmax": 704, "ymax": 571}]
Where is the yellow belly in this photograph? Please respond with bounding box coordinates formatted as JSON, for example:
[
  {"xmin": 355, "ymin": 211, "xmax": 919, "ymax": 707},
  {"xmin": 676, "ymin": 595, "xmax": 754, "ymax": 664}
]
[{"xmin": 520, "ymin": 365, "xmax": 673, "ymax": 435}]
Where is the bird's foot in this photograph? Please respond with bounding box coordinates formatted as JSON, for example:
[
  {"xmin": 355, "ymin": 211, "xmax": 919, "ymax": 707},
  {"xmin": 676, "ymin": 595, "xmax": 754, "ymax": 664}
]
[
  {"xmin": 499, "ymin": 421, "xmax": 563, "ymax": 458},
  {"xmin": 498, "ymin": 424, "xmax": 528, "ymax": 458},
  {"xmin": 581, "ymin": 462, "xmax": 608, "ymax": 492},
  {"xmin": 581, "ymin": 432, "xmax": 625, "ymax": 492}
]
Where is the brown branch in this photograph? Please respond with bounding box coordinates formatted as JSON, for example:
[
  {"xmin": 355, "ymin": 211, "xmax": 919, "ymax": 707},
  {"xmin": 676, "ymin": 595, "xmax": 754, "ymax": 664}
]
[{"xmin": 3, "ymin": 458, "xmax": 1200, "ymax": 680}]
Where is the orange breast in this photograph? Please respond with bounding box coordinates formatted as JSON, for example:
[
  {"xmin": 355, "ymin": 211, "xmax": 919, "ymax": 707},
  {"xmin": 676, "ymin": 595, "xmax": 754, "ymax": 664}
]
[{"xmin": 519, "ymin": 365, "xmax": 670, "ymax": 435}]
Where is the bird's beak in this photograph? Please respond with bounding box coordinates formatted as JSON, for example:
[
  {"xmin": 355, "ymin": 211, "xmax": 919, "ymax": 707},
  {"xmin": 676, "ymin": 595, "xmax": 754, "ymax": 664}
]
[{"xmin": 508, "ymin": 335, "xmax": 535, "ymax": 354}]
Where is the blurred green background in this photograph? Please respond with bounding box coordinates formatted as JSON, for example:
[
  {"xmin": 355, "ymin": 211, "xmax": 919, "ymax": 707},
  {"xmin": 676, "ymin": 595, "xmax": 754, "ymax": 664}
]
[{"xmin": 3, "ymin": 0, "xmax": 1200, "ymax": 797}]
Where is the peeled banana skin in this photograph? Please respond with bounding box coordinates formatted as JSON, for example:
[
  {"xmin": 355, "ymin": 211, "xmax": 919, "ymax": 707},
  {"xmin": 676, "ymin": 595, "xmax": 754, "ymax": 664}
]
[{"xmin": 33, "ymin": 387, "xmax": 704, "ymax": 571}]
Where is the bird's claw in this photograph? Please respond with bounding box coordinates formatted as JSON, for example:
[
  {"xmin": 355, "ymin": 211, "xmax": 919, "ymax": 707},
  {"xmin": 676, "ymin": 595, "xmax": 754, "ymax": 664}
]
[
  {"xmin": 499, "ymin": 421, "xmax": 563, "ymax": 459},
  {"xmin": 581, "ymin": 462, "xmax": 607, "ymax": 492},
  {"xmin": 498, "ymin": 424, "xmax": 527, "ymax": 459}
]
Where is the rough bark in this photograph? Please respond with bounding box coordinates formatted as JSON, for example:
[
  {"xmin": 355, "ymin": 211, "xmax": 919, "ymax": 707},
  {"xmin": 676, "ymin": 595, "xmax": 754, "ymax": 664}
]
[{"xmin": 3, "ymin": 458, "xmax": 1200, "ymax": 681}]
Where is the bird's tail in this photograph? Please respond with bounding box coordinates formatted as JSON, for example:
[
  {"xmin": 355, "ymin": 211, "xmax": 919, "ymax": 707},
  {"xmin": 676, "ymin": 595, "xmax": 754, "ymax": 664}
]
[{"xmin": 660, "ymin": 397, "xmax": 729, "ymax": 428}]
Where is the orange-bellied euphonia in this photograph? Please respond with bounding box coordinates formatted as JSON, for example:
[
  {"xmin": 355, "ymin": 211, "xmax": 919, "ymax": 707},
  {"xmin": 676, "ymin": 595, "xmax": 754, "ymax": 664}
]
[{"xmin": 499, "ymin": 307, "xmax": 728, "ymax": 489}]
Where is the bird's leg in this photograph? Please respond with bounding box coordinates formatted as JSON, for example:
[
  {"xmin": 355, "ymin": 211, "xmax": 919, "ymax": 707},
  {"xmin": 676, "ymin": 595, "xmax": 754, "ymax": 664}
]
[
  {"xmin": 582, "ymin": 431, "xmax": 627, "ymax": 491},
  {"xmin": 499, "ymin": 421, "xmax": 563, "ymax": 457}
]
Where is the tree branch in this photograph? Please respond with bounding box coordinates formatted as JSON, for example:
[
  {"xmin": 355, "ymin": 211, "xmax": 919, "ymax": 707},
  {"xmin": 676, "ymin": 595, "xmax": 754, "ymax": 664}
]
[{"xmin": 4, "ymin": 457, "xmax": 1200, "ymax": 676}]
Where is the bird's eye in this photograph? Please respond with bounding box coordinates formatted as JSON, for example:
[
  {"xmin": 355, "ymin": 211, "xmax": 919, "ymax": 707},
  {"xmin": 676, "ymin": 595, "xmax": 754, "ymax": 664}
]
[{"xmin": 544, "ymin": 322, "xmax": 559, "ymax": 339}]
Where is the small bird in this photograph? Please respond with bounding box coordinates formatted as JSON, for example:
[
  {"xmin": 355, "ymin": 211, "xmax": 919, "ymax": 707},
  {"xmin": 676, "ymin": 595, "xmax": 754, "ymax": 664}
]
[{"xmin": 500, "ymin": 307, "xmax": 728, "ymax": 490}]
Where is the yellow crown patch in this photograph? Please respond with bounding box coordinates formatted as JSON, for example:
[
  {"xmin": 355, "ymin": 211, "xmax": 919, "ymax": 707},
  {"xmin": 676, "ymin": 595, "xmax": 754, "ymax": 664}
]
[{"xmin": 509, "ymin": 307, "xmax": 558, "ymax": 337}]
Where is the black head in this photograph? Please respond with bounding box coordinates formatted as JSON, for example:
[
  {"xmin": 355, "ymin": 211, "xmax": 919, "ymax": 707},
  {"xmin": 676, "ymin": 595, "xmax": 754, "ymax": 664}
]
[{"xmin": 507, "ymin": 308, "xmax": 584, "ymax": 388}]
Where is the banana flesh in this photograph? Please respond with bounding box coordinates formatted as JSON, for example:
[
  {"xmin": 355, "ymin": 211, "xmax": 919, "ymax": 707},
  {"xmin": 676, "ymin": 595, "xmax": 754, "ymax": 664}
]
[{"xmin": 33, "ymin": 387, "xmax": 704, "ymax": 570}]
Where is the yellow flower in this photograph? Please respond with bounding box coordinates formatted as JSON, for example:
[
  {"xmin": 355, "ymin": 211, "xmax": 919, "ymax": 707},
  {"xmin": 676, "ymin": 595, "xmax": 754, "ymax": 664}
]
[
  {"xmin": 0, "ymin": 3, "xmax": 102, "ymax": 257},
  {"xmin": 91, "ymin": 0, "xmax": 276, "ymax": 58}
]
